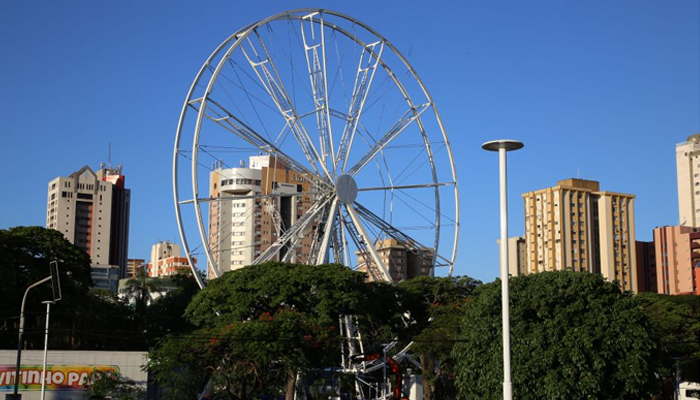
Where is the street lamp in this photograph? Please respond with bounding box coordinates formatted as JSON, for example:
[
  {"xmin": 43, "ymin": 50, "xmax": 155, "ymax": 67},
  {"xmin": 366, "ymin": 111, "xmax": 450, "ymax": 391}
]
[
  {"xmin": 482, "ymin": 139, "xmax": 523, "ymax": 400},
  {"xmin": 39, "ymin": 301, "xmax": 56, "ymax": 400},
  {"xmin": 8, "ymin": 261, "xmax": 61, "ymax": 400}
]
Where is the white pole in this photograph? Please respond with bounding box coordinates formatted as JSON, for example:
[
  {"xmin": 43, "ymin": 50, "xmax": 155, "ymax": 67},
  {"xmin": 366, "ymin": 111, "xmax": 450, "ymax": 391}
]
[
  {"xmin": 40, "ymin": 301, "xmax": 55, "ymax": 400},
  {"xmin": 482, "ymin": 139, "xmax": 522, "ymax": 400},
  {"xmin": 499, "ymin": 147, "xmax": 512, "ymax": 400}
]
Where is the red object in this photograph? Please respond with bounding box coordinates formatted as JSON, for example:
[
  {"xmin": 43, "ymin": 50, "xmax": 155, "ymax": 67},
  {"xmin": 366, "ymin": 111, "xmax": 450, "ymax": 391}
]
[{"xmin": 354, "ymin": 353, "xmax": 409, "ymax": 400}]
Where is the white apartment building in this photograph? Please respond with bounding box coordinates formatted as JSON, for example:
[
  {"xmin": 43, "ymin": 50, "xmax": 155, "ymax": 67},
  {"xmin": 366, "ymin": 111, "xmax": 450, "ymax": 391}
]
[
  {"xmin": 207, "ymin": 155, "xmax": 313, "ymax": 278},
  {"xmin": 46, "ymin": 165, "xmax": 130, "ymax": 289},
  {"xmin": 676, "ymin": 133, "xmax": 700, "ymax": 227}
]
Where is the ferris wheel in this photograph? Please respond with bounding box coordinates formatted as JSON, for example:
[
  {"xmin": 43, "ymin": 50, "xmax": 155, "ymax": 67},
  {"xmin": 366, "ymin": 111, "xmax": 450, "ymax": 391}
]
[{"xmin": 173, "ymin": 7, "xmax": 458, "ymax": 307}]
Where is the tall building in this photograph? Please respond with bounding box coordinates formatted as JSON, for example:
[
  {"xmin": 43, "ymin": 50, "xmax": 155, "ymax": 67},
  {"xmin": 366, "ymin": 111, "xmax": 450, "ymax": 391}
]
[
  {"xmin": 635, "ymin": 241, "xmax": 657, "ymax": 293},
  {"xmin": 522, "ymin": 178, "xmax": 637, "ymax": 291},
  {"xmin": 207, "ymin": 155, "xmax": 313, "ymax": 278},
  {"xmin": 653, "ymin": 226, "xmax": 700, "ymax": 295},
  {"xmin": 46, "ymin": 165, "xmax": 131, "ymax": 287},
  {"xmin": 356, "ymin": 239, "xmax": 434, "ymax": 282},
  {"xmin": 676, "ymin": 133, "xmax": 700, "ymax": 227},
  {"xmin": 147, "ymin": 241, "xmax": 195, "ymax": 277},
  {"xmin": 503, "ymin": 236, "xmax": 527, "ymax": 277}
]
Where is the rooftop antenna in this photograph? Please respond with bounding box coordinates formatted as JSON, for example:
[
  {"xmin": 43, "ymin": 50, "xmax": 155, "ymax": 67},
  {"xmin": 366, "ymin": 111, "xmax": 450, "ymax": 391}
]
[
  {"xmin": 577, "ymin": 166, "xmax": 580, "ymax": 179},
  {"xmin": 109, "ymin": 142, "xmax": 112, "ymax": 166}
]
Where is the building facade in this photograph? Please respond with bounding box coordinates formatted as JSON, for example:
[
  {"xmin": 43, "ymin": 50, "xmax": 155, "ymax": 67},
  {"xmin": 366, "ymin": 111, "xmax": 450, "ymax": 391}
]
[
  {"xmin": 356, "ymin": 238, "xmax": 434, "ymax": 282},
  {"xmin": 126, "ymin": 258, "xmax": 145, "ymax": 278},
  {"xmin": 505, "ymin": 236, "xmax": 527, "ymax": 277},
  {"xmin": 653, "ymin": 226, "xmax": 700, "ymax": 295},
  {"xmin": 676, "ymin": 134, "xmax": 700, "ymax": 227},
  {"xmin": 46, "ymin": 165, "xmax": 131, "ymax": 285},
  {"xmin": 147, "ymin": 241, "xmax": 195, "ymax": 277},
  {"xmin": 635, "ymin": 241, "xmax": 657, "ymax": 293},
  {"xmin": 207, "ymin": 155, "xmax": 314, "ymax": 278},
  {"xmin": 522, "ymin": 178, "xmax": 637, "ymax": 291}
]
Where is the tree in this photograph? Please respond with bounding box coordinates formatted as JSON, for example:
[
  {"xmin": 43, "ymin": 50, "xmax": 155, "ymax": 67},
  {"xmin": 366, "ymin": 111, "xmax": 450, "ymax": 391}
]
[
  {"xmin": 453, "ymin": 271, "xmax": 656, "ymax": 400},
  {"xmin": 397, "ymin": 276, "xmax": 481, "ymax": 400},
  {"xmin": 148, "ymin": 262, "xmax": 376, "ymax": 400},
  {"xmin": 0, "ymin": 226, "xmax": 93, "ymax": 349},
  {"xmin": 85, "ymin": 369, "xmax": 146, "ymax": 400},
  {"xmin": 637, "ymin": 292, "xmax": 700, "ymax": 394}
]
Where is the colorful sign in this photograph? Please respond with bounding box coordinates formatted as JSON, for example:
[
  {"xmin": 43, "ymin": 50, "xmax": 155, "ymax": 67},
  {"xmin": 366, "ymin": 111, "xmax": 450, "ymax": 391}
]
[{"xmin": 0, "ymin": 365, "xmax": 118, "ymax": 391}]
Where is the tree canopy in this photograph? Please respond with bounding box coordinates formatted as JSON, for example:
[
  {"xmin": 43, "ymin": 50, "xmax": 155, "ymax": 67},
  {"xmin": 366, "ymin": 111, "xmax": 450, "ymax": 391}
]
[{"xmin": 453, "ymin": 271, "xmax": 656, "ymax": 400}]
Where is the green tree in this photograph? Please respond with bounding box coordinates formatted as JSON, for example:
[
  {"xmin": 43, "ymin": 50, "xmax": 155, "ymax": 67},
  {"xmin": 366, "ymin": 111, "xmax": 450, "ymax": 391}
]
[
  {"xmin": 123, "ymin": 268, "xmax": 163, "ymax": 333},
  {"xmin": 85, "ymin": 369, "xmax": 146, "ymax": 400},
  {"xmin": 397, "ymin": 276, "xmax": 481, "ymax": 400},
  {"xmin": 637, "ymin": 292, "xmax": 700, "ymax": 393},
  {"xmin": 0, "ymin": 226, "xmax": 93, "ymax": 349},
  {"xmin": 453, "ymin": 271, "xmax": 656, "ymax": 400},
  {"xmin": 148, "ymin": 262, "xmax": 375, "ymax": 400}
]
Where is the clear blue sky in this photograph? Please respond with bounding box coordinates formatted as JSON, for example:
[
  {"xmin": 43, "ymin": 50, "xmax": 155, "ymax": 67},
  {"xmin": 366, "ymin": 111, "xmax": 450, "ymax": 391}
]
[{"xmin": 1, "ymin": 0, "xmax": 698, "ymax": 284}]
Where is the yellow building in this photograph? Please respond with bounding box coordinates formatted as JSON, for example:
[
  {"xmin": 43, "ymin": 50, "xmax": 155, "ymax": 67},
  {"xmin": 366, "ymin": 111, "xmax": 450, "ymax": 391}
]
[{"xmin": 522, "ymin": 178, "xmax": 637, "ymax": 291}]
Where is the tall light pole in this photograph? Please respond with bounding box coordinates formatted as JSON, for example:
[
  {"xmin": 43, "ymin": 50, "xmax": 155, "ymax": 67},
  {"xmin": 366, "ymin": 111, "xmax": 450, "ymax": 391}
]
[
  {"xmin": 482, "ymin": 139, "xmax": 524, "ymax": 400},
  {"xmin": 40, "ymin": 301, "xmax": 56, "ymax": 400}
]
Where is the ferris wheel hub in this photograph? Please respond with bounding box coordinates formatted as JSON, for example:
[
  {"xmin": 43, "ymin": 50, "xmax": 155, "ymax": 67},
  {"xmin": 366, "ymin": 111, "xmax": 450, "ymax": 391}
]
[{"xmin": 336, "ymin": 174, "xmax": 358, "ymax": 205}]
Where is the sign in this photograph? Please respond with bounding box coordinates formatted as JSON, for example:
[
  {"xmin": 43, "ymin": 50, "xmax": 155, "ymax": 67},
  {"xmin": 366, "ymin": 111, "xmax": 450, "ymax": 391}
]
[{"xmin": 0, "ymin": 365, "xmax": 118, "ymax": 392}]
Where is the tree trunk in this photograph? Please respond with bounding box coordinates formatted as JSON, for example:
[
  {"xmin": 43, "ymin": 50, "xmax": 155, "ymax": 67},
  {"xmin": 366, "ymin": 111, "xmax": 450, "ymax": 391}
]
[
  {"xmin": 284, "ymin": 369, "xmax": 296, "ymax": 400},
  {"xmin": 421, "ymin": 355, "xmax": 436, "ymax": 400}
]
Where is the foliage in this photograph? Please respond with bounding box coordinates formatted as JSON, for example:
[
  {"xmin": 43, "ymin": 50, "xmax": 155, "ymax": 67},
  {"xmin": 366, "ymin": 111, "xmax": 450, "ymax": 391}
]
[
  {"xmin": 0, "ymin": 226, "xmax": 93, "ymax": 349},
  {"xmin": 397, "ymin": 276, "xmax": 481, "ymax": 400},
  {"xmin": 149, "ymin": 262, "xmax": 378, "ymax": 400},
  {"xmin": 453, "ymin": 271, "xmax": 656, "ymax": 400},
  {"xmin": 637, "ymin": 292, "xmax": 700, "ymax": 386},
  {"xmin": 85, "ymin": 369, "xmax": 145, "ymax": 400}
]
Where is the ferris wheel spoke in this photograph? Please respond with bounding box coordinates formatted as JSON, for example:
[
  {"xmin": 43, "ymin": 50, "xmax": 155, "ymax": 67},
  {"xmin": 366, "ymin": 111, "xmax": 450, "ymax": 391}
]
[
  {"xmin": 335, "ymin": 40, "xmax": 385, "ymax": 174},
  {"xmin": 357, "ymin": 181, "xmax": 455, "ymax": 193},
  {"xmin": 353, "ymin": 201, "xmax": 450, "ymax": 269},
  {"xmin": 347, "ymin": 102, "xmax": 431, "ymax": 176},
  {"xmin": 308, "ymin": 197, "xmax": 338, "ymax": 265},
  {"xmin": 192, "ymin": 96, "xmax": 331, "ymax": 191},
  {"xmin": 301, "ymin": 12, "xmax": 336, "ymax": 169},
  {"xmin": 344, "ymin": 204, "xmax": 392, "ymax": 282},
  {"xmin": 239, "ymin": 29, "xmax": 333, "ymax": 181},
  {"xmin": 179, "ymin": 189, "xmax": 330, "ymax": 205},
  {"xmin": 251, "ymin": 195, "xmax": 333, "ymax": 264}
]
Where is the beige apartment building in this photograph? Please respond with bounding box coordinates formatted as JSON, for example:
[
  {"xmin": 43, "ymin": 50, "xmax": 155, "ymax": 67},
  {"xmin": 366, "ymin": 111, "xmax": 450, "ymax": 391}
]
[
  {"xmin": 676, "ymin": 133, "xmax": 700, "ymax": 227},
  {"xmin": 522, "ymin": 178, "xmax": 637, "ymax": 291},
  {"xmin": 147, "ymin": 241, "xmax": 195, "ymax": 278},
  {"xmin": 653, "ymin": 226, "xmax": 700, "ymax": 295},
  {"xmin": 356, "ymin": 238, "xmax": 434, "ymax": 282},
  {"xmin": 46, "ymin": 165, "xmax": 131, "ymax": 290},
  {"xmin": 207, "ymin": 155, "xmax": 314, "ymax": 278}
]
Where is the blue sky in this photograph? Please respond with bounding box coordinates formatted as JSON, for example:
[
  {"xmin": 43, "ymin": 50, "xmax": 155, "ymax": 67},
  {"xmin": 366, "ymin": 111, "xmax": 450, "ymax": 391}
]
[{"xmin": 1, "ymin": 0, "xmax": 698, "ymax": 284}]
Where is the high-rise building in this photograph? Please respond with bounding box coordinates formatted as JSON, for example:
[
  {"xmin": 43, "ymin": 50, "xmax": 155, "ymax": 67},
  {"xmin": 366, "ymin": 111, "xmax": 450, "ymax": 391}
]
[
  {"xmin": 653, "ymin": 226, "xmax": 700, "ymax": 295},
  {"xmin": 635, "ymin": 241, "xmax": 657, "ymax": 293},
  {"xmin": 522, "ymin": 178, "xmax": 637, "ymax": 291},
  {"xmin": 147, "ymin": 241, "xmax": 195, "ymax": 277},
  {"xmin": 503, "ymin": 236, "xmax": 527, "ymax": 277},
  {"xmin": 46, "ymin": 165, "xmax": 131, "ymax": 288},
  {"xmin": 356, "ymin": 238, "xmax": 434, "ymax": 282},
  {"xmin": 676, "ymin": 134, "xmax": 700, "ymax": 227},
  {"xmin": 207, "ymin": 155, "xmax": 313, "ymax": 278}
]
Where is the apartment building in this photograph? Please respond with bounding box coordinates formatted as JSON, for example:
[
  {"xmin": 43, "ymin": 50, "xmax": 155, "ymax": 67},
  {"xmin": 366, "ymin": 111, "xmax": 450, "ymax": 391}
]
[
  {"xmin": 676, "ymin": 133, "xmax": 700, "ymax": 227},
  {"xmin": 147, "ymin": 241, "xmax": 195, "ymax": 277},
  {"xmin": 356, "ymin": 238, "xmax": 434, "ymax": 282},
  {"xmin": 46, "ymin": 165, "xmax": 131, "ymax": 288},
  {"xmin": 653, "ymin": 226, "xmax": 700, "ymax": 295},
  {"xmin": 522, "ymin": 178, "xmax": 637, "ymax": 291},
  {"xmin": 207, "ymin": 155, "xmax": 314, "ymax": 278}
]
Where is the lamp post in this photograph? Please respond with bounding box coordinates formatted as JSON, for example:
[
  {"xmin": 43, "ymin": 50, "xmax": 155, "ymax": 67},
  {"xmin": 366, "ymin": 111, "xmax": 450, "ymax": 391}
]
[
  {"xmin": 9, "ymin": 261, "xmax": 61, "ymax": 400},
  {"xmin": 40, "ymin": 301, "xmax": 56, "ymax": 400},
  {"xmin": 482, "ymin": 139, "xmax": 523, "ymax": 400}
]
